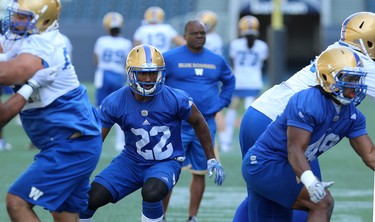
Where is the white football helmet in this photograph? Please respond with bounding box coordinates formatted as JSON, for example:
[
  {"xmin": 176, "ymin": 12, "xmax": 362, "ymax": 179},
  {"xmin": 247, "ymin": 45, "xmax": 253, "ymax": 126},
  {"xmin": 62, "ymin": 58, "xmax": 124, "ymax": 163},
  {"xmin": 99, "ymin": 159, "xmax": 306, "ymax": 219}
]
[
  {"xmin": 103, "ymin": 12, "xmax": 123, "ymax": 34},
  {"xmin": 197, "ymin": 10, "xmax": 218, "ymax": 33},
  {"xmin": 340, "ymin": 12, "xmax": 375, "ymax": 60},
  {"xmin": 238, "ymin": 15, "xmax": 259, "ymax": 37},
  {"xmin": 144, "ymin": 6, "xmax": 165, "ymax": 24},
  {"xmin": 2, "ymin": 0, "xmax": 61, "ymax": 40},
  {"xmin": 316, "ymin": 47, "xmax": 367, "ymax": 105},
  {"xmin": 126, "ymin": 44, "xmax": 166, "ymax": 96}
]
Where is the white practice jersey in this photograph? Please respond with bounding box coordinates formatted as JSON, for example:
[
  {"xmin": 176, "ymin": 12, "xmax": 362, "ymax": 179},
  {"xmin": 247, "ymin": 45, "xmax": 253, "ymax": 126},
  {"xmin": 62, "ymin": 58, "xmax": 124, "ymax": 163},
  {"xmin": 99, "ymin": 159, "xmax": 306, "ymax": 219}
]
[
  {"xmin": 229, "ymin": 38, "xmax": 268, "ymax": 90},
  {"xmin": 60, "ymin": 33, "xmax": 73, "ymax": 59},
  {"xmin": 251, "ymin": 41, "xmax": 375, "ymax": 121},
  {"xmin": 94, "ymin": 35, "xmax": 132, "ymax": 75},
  {"xmin": 205, "ymin": 32, "xmax": 223, "ymax": 56},
  {"xmin": 2, "ymin": 30, "xmax": 80, "ymax": 110},
  {"xmin": 133, "ymin": 23, "xmax": 179, "ymax": 53}
]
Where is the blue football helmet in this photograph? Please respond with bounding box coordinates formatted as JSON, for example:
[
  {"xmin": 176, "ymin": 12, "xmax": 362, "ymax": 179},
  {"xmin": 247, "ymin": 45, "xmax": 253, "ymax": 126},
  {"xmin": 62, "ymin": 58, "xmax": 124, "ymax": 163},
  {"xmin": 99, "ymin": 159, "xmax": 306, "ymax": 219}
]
[
  {"xmin": 126, "ymin": 44, "xmax": 166, "ymax": 96},
  {"xmin": 316, "ymin": 47, "xmax": 367, "ymax": 106},
  {"xmin": 2, "ymin": 0, "xmax": 61, "ymax": 40}
]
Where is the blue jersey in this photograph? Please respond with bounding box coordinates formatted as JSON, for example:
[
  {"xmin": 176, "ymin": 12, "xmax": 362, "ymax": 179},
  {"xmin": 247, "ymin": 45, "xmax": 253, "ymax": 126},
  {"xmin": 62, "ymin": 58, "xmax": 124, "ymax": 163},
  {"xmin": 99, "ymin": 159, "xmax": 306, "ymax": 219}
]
[
  {"xmin": 252, "ymin": 87, "xmax": 367, "ymax": 161},
  {"xmin": 99, "ymin": 86, "xmax": 192, "ymax": 163},
  {"xmin": 163, "ymin": 45, "xmax": 235, "ymax": 117}
]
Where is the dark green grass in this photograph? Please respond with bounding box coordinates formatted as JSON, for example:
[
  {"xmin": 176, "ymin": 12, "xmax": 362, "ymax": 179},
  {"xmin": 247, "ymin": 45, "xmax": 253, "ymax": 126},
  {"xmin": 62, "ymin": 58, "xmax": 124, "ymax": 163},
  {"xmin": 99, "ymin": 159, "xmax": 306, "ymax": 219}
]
[{"xmin": 0, "ymin": 83, "xmax": 374, "ymax": 221}]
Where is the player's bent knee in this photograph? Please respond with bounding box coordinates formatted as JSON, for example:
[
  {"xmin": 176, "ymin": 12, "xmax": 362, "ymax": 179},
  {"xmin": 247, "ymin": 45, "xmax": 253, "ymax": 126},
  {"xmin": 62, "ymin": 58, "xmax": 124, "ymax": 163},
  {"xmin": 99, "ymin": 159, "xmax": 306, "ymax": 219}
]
[
  {"xmin": 142, "ymin": 178, "xmax": 169, "ymax": 202},
  {"xmin": 313, "ymin": 194, "xmax": 334, "ymax": 215},
  {"xmin": 87, "ymin": 182, "xmax": 114, "ymax": 210}
]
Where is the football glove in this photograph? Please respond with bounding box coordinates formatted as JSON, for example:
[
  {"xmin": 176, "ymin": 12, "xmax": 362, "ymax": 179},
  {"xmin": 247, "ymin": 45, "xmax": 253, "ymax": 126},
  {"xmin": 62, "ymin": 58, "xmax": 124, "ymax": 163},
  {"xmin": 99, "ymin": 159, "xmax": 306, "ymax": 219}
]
[
  {"xmin": 28, "ymin": 66, "xmax": 58, "ymax": 89},
  {"xmin": 207, "ymin": 158, "xmax": 225, "ymax": 186},
  {"xmin": 307, "ymin": 180, "xmax": 334, "ymax": 203}
]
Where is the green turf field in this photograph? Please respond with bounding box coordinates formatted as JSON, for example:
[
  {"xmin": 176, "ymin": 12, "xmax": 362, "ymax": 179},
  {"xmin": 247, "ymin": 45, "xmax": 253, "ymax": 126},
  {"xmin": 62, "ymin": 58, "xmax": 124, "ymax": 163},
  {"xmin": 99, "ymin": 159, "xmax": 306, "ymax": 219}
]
[{"xmin": 0, "ymin": 82, "xmax": 374, "ymax": 221}]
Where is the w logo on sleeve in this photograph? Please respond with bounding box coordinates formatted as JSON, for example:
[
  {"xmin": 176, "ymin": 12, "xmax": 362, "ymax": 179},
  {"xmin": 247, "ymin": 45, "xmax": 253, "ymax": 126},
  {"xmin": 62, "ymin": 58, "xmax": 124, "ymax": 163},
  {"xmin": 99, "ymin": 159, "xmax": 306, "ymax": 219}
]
[
  {"xmin": 194, "ymin": 68, "xmax": 204, "ymax": 76},
  {"xmin": 29, "ymin": 186, "xmax": 44, "ymax": 201}
]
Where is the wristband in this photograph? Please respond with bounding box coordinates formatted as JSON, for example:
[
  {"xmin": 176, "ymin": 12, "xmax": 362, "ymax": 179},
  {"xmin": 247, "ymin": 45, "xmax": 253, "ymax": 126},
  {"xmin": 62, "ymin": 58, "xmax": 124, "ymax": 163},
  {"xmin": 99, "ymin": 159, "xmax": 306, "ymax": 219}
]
[
  {"xmin": 207, "ymin": 158, "xmax": 216, "ymax": 163},
  {"xmin": 17, "ymin": 84, "xmax": 34, "ymax": 100},
  {"xmin": 0, "ymin": 53, "xmax": 8, "ymax": 62},
  {"xmin": 300, "ymin": 170, "xmax": 316, "ymax": 187}
]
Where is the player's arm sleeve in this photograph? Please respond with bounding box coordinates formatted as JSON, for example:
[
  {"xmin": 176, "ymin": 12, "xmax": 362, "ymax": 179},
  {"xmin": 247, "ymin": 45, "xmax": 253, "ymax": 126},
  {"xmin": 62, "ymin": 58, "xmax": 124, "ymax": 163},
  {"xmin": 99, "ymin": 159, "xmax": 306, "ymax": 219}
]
[
  {"xmin": 285, "ymin": 93, "xmax": 318, "ymax": 132},
  {"xmin": 175, "ymin": 89, "xmax": 194, "ymax": 121},
  {"xmin": 347, "ymin": 110, "xmax": 368, "ymax": 138},
  {"xmin": 98, "ymin": 96, "xmax": 118, "ymax": 129},
  {"xmin": 218, "ymin": 59, "xmax": 236, "ymax": 108}
]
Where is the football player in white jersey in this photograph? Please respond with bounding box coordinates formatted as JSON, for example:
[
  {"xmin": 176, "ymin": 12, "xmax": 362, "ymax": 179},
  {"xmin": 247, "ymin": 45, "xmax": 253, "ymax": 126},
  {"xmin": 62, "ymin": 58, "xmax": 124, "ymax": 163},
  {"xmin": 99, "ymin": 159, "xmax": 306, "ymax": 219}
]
[
  {"xmin": 133, "ymin": 6, "xmax": 185, "ymax": 53},
  {"xmin": 94, "ymin": 11, "xmax": 132, "ymax": 151},
  {"xmin": 0, "ymin": 1, "xmax": 102, "ymax": 221},
  {"xmin": 0, "ymin": 67, "xmax": 57, "ymax": 126},
  {"xmin": 197, "ymin": 10, "xmax": 223, "ymax": 56},
  {"xmin": 234, "ymin": 11, "xmax": 375, "ymax": 222},
  {"xmin": 220, "ymin": 15, "xmax": 268, "ymax": 152}
]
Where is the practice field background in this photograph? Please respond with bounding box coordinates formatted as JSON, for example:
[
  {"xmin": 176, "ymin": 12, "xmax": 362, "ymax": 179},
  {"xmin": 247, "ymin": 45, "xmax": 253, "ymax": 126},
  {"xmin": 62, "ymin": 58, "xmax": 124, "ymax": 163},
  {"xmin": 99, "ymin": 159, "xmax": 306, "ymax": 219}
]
[{"xmin": 0, "ymin": 82, "xmax": 374, "ymax": 221}]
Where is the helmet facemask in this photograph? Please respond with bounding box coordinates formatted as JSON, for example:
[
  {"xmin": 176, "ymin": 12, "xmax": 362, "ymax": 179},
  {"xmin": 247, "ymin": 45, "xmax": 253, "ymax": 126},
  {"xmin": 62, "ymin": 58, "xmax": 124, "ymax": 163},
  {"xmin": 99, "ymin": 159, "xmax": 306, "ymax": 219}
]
[
  {"xmin": 317, "ymin": 66, "xmax": 367, "ymax": 106},
  {"xmin": 128, "ymin": 66, "xmax": 165, "ymax": 96},
  {"xmin": 2, "ymin": 0, "xmax": 60, "ymax": 41},
  {"xmin": 316, "ymin": 47, "xmax": 368, "ymax": 106},
  {"xmin": 2, "ymin": 7, "xmax": 35, "ymax": 40}
]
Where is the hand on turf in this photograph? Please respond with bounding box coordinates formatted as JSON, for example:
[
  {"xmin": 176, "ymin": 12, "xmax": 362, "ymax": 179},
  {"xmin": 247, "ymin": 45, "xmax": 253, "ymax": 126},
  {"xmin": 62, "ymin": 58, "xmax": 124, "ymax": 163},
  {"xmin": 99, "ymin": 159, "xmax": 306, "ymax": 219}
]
[
  {"xmin": 307, "ymin": 180, "xmax": 334, "ymax": 203},
  {"xmin": 207, "ymin": 158, "xmax": 225, "ymax": 186},
  {"xmin": 28, "ymin": 66, "xmax": 58, "ymax": 89}
]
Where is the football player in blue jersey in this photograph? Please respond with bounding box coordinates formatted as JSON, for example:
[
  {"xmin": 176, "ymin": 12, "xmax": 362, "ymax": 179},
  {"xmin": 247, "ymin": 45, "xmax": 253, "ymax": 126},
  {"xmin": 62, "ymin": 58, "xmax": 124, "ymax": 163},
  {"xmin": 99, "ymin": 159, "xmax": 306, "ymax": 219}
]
[
  {"xmin": 233, "ymin": 11, "xmax": 375, "ymax": 222},
  {"xmin": 241, "ymin": 47, "xmax": 375, "ymax": 221},
  {"xmin": 79, "ymin": 44, "xmax": 225, "ymax": 222},
  {"xmin": 162, "ymin": 20, "xmax": 235, "ymax": 222},
  {"xmin": 0, "ymin": 1, "xmax": 103, "ymax": 221}
]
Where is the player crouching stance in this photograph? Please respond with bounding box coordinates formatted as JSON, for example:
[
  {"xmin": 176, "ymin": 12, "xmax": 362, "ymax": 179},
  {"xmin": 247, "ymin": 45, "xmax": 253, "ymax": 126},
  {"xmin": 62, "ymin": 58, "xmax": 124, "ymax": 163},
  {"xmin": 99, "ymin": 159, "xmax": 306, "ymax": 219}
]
[
  {"xmin": 79, "ymin": 44, "xmax": 224, "ymax": 222},
  {"xmin": 242, "ymin": 47, "xmax": 375, "ymax": 221}
]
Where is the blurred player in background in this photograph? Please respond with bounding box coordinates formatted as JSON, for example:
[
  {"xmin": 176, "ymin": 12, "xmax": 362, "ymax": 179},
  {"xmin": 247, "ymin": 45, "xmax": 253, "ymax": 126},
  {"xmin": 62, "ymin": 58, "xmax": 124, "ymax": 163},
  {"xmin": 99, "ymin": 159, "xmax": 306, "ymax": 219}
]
[
  {"xmin": 197, "ymin": 10, "xmax": 223, "ymax": 56},
  {"xmin": 94, "ymin": 12, "xmax": 132, "ymax": 151},
  {"xmin": 162, "ymin": 20, "xmax": 234, "ymax": 222},
  {"xmin": 0, "ymin": 0, "xmax": 102, "ymax": 221},
  {"xmin": 220, "ymin": 15, "xmax": 268, "ymax": 152},
  {"xmin": 242, "ymin": 46, "xmax": 375, "ymax": 221},
  {"xmin": 234, "ymin": 11, "xmax": 375, "ymax": 222},
  {"xmin": 197, "ymin": 10, "xmax": 226, "ymax": 158},
  {"xmin": 133, "ymin": 6, "xmax": 185, "ymax": 53},
  {"xmin": 79, "ymin": 44, "xmax": 224, "ymax": 222}
]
